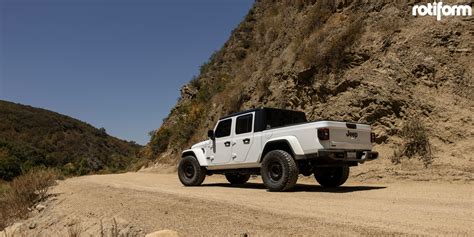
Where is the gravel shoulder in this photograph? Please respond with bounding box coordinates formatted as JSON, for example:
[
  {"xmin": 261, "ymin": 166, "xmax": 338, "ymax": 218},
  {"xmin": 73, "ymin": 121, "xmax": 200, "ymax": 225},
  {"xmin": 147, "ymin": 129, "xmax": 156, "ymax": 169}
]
[{"xmin": 4, "ymin": 172, "xmax": 473, "ymax": 236}]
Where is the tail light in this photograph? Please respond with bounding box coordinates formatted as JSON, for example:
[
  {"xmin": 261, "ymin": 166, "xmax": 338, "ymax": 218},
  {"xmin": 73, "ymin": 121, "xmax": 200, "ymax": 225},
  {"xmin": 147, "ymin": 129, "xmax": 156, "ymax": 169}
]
[
  {"xmin": 317, "ymin": 128, "xmax": 330, "ymax": 140},
  {"xmin": 371, "ymin": 132, "xmax": 376, "ymax": 143}
]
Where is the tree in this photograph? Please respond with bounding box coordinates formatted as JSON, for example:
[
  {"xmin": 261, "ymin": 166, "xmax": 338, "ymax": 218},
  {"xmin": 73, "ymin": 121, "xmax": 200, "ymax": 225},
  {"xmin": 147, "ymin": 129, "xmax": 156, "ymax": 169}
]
[
  {"xmin": 98, "ymin": 127, "xmax": 107, "ymax": 137},
  {"xmin": 0, "ymin": 155, "xmax": 22, "ymax": 181}
]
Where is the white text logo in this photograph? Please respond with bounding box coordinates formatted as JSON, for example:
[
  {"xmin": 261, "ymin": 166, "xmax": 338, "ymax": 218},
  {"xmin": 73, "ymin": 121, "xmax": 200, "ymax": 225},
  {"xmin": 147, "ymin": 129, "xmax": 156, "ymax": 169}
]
[{"xmin": 412, "ymin": 1, "xmax": 472, "ymax": 21}]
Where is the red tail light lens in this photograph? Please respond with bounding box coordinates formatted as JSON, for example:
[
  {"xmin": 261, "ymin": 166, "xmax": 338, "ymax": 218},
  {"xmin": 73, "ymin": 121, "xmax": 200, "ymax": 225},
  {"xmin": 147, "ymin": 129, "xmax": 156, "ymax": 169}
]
[
  {"xmin": 317, "ymin": 128, "xmax": 330, "ymax": 140},
  {"xmin": 371, "ymin": 132, "xmax": 376, "ymax": 143}
]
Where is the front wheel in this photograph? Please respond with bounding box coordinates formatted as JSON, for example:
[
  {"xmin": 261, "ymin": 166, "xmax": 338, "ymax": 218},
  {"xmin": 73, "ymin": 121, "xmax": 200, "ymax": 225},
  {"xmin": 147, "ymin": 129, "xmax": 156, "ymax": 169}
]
[
  {"xmin": 314, "ymin": 166, "xmax": 349, "ymax": 188},
  {"xmin": 261, "ymin": 150, "xmax": 299, "ymax": 192},
  {"xmin": 178, "ymin": 156, "xmax": 206, "ymax": 186},
  {"xmin": 225, "ymin": 173, "xmax": 250, "ymax": 185}
]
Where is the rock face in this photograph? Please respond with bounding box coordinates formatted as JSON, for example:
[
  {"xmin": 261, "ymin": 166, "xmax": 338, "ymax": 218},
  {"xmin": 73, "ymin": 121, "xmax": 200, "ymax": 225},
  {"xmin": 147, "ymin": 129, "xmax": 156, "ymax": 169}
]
[
  {"xmin": 35, "ymin": 204, "xmax": 46, "ymax": 212},
  {"xmin": 146, "ymin": 1, "xmax": 473, "ymax": 170}
]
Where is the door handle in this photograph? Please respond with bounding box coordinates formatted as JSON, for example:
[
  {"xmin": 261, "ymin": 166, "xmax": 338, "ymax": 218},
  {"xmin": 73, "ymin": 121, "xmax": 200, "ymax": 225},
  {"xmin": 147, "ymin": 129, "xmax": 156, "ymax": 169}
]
[
  {"xmin": 224, "ymin": 141, "xmax": 231, "ymax": 147},
  {"xmin": 243, "ymin": 138, "xmax": 250, "ymax": 144}
]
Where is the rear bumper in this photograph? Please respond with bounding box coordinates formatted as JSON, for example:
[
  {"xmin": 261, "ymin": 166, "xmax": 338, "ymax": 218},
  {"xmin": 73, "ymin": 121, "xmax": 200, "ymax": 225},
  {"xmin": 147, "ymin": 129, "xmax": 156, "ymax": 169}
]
[{"xmin": 317, "ymin": 150, "xmax": 378, "ymax": 163}]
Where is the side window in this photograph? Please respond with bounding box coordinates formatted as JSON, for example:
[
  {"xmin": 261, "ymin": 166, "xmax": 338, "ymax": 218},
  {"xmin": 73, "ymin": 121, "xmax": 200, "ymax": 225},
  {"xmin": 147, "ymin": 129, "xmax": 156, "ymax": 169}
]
[
  {"xmin": 215, "ymin": 119, "xmax": 232, "ymax": 138},
  {"xmin": 236, "ymin": 114, "xmax": 253, "ymax": 134}
]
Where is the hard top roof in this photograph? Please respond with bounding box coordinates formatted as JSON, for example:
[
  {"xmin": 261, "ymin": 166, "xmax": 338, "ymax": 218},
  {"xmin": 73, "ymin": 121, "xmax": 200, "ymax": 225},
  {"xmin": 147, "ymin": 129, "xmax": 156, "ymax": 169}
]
[{"xmin": 218, "ymin": 107, "xmax": 304, "ymax": 120}]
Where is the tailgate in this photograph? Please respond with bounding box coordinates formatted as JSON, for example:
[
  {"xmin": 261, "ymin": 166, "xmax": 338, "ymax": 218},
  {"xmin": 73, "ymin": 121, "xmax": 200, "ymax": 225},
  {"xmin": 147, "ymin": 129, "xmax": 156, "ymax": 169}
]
[{"xmin": 319, "ymin": 121, "xmax": 372, "ymax": 150}]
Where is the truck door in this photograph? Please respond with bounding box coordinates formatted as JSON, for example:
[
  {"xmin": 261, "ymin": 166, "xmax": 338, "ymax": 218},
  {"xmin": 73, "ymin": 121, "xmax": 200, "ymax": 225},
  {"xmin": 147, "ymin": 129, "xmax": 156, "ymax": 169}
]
[
  {"xmin": 232, "ymin": 113, "xmax": 254, "ymax": 162},
  {"xmin": 210, "ymin": 118, "xmax": 233, "ymax": 164}
]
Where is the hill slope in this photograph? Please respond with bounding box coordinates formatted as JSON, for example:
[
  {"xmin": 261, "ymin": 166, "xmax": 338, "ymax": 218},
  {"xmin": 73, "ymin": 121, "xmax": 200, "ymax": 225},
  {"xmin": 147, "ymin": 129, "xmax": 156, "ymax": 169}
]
[
  {"xmin": 0, "ymin": 100, "xmax": 141, "ymax": 180},
  {"xmin": 146, "ymin": 1, "xmax": 473, "ymax": 175}
]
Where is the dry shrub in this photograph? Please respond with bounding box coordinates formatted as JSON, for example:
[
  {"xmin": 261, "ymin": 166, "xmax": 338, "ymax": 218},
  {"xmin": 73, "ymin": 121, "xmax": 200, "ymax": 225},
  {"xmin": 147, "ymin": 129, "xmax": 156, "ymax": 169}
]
[
  {"xmin": 391, "ymin": 119, "xmax": 433, "ymax": 167},
  {"xmin": 453, "ymin": 69, "xmax": 473, "ymax": 100},
  {"xmin": 110, "ymin": 218, "xmax": 119, "ymax": 237},
  {"xmin": 172, "ymin": 104, "xmax": 204, "ymax": 146},
  {"xmin": 300, "ymin": 0, "xmax": 335, "ymax": 37},
  {"xmin": 234, "ymin": 48, "xmax": 247, "ymax": 60},
  {"xmin": 68, "ymin": 221, "xmax": 83, "ymax": 237},
  {"xmin": 377, "ymin": 14, "xmax": 402, "ymax": 33},
  {"xmin": 300, "ymin": 14, "xmax": 365, "ymax": 73},
  {"xmin": 126, "ymin": 158, "xmax": 151, "ymax": 172},
  {"xmin": 263, "ymin": 18, "xmax": 281, "ymax": 44},
  {"xmin": 326, "ymin": 16, "xmax": 364, "ymax": 71},
  {"xmin": 223, "ymin": 89, "xmax": 249, "ymax": 115},
  {"xmin": 189, "ymin": 76, "xmax": 201, "ymax": 90},
  {"xmin": 150, "ymin": 102, "xmax": 207, "ymax": 161},
  {"xmin": 258, "ymin": 77, "xmax": 272, "ymax": 100},
  {"xmin": 97, "ymin": 218, "xmax": 138, "ymax": 237},
  {"xmin": 0, "ymin": 168, "xmax": 59, "ymax": 229},
  {"xmin": 148, "ymin": 127, "xmax": 172, "ymax": 156}
]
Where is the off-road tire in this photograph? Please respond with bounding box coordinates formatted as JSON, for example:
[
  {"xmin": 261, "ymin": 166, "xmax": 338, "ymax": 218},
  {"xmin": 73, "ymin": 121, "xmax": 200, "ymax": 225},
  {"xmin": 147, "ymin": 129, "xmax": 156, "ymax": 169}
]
[
  {"xmin": 178, "ymin": 156, "xmax": 206, "ymax": 186},
  {"xmin": 261, "ymin": 150, "xmax": 299, "ymax": 192},
  {"xmin": 225, "ymin": 173, "xmax": 251, "ymax": 185},
  {"xmin": 314, "ymin": 166, "xmax": 349, "ymax": 188}
]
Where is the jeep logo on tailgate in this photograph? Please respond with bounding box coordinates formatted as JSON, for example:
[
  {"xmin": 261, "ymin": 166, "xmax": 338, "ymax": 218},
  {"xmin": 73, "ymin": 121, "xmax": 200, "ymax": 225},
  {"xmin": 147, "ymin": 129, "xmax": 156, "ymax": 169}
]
[{"xmin": 346, "ymin": 131, "xmax": 358, "ymax": 139}]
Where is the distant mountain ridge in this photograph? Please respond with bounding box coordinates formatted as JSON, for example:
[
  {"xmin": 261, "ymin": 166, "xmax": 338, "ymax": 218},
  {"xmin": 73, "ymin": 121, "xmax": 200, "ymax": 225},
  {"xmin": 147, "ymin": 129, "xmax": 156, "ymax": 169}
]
[{"xmin": 0, "ymin": 100, "xmax": 141, "ymax": 180}]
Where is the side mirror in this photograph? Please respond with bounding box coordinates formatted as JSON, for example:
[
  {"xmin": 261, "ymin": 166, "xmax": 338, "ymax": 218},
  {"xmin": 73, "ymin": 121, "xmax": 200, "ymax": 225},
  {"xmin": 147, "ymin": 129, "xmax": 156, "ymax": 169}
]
[{"xmin": 207, "ymin": 130, "xmax": 215, "ymax": 140}]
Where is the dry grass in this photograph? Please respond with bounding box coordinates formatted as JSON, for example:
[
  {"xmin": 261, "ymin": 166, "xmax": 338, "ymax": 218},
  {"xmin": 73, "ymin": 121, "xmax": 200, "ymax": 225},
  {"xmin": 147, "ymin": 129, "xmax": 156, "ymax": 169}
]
[
  {"xmin": 391, "ymin": 119, "xmax": 433, "ymax": 167},
  {"xmin": 223, "ymin": 89, "xmax": 247, "ymax": 115},
  {"xmin": 61, "ymin": 218, "xmax": 139, "ymax": 237},
  {"xmin": 258, "ymin": 77, "xmax": 272, "ymax": 100},
  {"xmin": 126, "ymin": 158, "xmax": 152, "ymax": 172},
  {"xmin": 300, "ymin": 14, "xmax": 365, "ymax": 73},
  {"xmin": 453, "ymin": 69, "xmax": 473, "ymax": 100},
  {"xmin": 67, "ymin": 220, "xmax": 83, "ymax": 237},
  {"xmin": 300, "ymin": 0, "xmax": 335, "ymax": 37},
  {"xmin": 0, "ymin": 168, "xmax": 59, "ymax": 230}
]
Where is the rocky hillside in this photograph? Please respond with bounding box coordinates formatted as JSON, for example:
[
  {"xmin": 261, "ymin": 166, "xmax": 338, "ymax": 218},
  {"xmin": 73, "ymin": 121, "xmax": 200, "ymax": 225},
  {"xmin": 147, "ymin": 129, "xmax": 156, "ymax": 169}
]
[
  {"xmin": 0, "ymin": 100, "xmax": 141, "ymax": 180},
  {"xmin": 146, "ymin": 1, "xmax": 473, "ymax": 175}
]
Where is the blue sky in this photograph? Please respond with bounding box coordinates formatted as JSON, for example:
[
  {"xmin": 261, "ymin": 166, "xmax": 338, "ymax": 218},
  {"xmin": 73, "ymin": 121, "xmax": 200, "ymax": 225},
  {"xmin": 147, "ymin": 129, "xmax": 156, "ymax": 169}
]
[{"xmin": 0, "ymin": 0, "xmax": 254, "ymax": 145}]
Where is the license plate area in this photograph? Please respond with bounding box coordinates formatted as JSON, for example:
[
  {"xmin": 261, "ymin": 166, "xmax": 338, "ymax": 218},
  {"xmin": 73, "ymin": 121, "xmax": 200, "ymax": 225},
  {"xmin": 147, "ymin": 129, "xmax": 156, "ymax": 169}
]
[{"xmin": 347, "ymin": 152, "xmax": 357, "ymax": 159}]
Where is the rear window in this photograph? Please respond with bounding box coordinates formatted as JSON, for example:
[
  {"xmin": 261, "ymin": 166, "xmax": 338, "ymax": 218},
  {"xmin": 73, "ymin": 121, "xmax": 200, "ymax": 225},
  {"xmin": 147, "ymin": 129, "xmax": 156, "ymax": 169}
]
[
  {"xmin": 236, "ymin": 114, "xmax": 253, "ymax": 134},
  {"xmin": 264, "ymin": 109, "xmax": 307, "ymax": 129}
]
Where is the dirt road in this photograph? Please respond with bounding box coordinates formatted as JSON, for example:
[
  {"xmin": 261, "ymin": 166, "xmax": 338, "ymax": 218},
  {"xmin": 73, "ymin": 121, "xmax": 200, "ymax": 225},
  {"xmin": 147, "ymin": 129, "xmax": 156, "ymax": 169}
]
[{"xmin": 8, "ymin": 173, "xmax": 473, "ymax": 236}]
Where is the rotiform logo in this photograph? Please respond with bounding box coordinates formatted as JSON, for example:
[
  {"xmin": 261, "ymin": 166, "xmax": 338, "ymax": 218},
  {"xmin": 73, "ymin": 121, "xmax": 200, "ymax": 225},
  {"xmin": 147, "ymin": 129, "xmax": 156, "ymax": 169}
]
[{"xmin": 412, "ymin": 1, "xmax": 472, "ymax": 21}]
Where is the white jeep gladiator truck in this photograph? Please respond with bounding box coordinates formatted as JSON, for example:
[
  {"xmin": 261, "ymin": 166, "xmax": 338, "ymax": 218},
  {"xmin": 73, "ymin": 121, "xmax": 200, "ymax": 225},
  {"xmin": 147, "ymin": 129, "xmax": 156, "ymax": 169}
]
[{"xmin": 178, "ymin": 108, "xmax": 378, "ymax": 191}]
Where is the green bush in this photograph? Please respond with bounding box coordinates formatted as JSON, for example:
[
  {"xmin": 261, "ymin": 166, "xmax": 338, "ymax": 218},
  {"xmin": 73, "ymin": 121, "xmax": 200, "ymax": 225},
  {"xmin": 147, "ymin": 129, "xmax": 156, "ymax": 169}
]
[
  {"xmin": 97, "ymin": 127, "xmax": 107, "ymax": 137},
  {"xmin": 0, "ymin": 155, "xmax": 22, "ymax": 181},
  {"xmin": 149, "ymin": 127, "xmax": 172, "ymax": 156},
  {"xmin": 189, "ymin": 76, "xmax": 201, "ymax": 89},
  {"xmin": 234, "ymin": 48, "xmax": 247, "ymax": 60},
  {"xmin": 196, "ymin": 82, "xmax": 212, "ymax": 103}
]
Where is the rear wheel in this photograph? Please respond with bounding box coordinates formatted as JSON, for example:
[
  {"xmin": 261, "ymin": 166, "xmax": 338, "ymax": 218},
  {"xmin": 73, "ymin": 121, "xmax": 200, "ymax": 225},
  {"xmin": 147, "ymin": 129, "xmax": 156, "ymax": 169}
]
[
  {"xmin": 261, "ymin": 150, "xmax": 299, "ymax": 192},
  {"xmin": 178, "ymin": 156, "xmax": 206, "ymax": 186},
  {"xmin": 225, "ymin": 173, "xmax": 250, "ymax": 185},
  {"xmin": 314, "ymin": 166, "xmax": 349, "ymax": 188}
]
